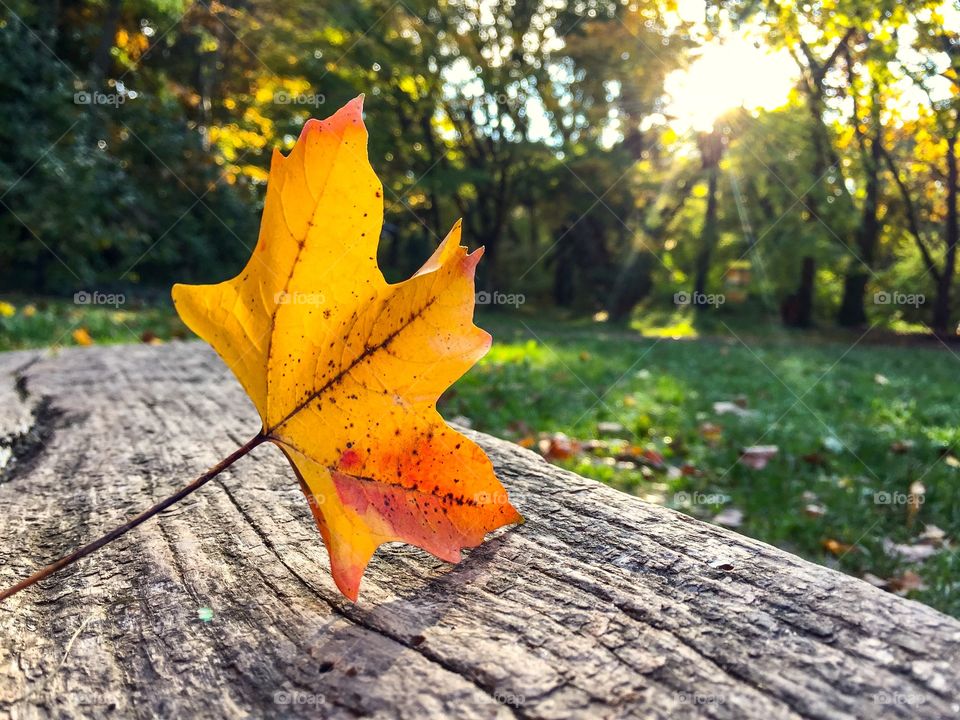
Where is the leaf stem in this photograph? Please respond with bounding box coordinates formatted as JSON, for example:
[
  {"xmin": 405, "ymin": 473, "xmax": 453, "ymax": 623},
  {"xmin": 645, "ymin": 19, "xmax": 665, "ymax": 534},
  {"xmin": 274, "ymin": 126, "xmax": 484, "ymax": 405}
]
[{"xmin": 0, "ymin": 432, "xmax": 267, "ymax": 604}]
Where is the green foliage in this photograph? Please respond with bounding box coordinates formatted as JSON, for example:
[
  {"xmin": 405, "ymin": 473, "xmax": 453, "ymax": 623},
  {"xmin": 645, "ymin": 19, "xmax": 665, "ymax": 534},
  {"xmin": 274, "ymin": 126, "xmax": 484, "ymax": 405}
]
[
  {"xmin": 0, "ymin": 2, "xmax": 259, "ymax": 294},
  {"xmin": 1, "ymin": 0, "xmax": 957, "ymax": 331}
]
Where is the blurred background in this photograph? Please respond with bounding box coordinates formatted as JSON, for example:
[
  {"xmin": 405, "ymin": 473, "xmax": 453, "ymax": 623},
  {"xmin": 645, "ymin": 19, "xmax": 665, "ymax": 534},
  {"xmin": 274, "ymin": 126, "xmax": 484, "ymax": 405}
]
[{"xmin": 1, "ymin": 0, "xmax": 959, "ymax": 615}]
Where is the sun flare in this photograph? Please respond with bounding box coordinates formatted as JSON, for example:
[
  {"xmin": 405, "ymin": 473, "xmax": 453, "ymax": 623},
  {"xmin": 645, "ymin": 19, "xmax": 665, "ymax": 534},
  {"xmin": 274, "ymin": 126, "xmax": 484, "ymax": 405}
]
[{"xmin": 664, "ymin": 34, "xmax": 797, "ymax": 133}]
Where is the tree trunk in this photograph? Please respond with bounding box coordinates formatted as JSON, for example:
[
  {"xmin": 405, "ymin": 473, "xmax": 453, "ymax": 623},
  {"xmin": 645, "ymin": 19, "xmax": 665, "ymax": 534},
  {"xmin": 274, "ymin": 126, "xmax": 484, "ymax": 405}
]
[
  {"xmin": 933, "ymin": 135, "xmax": 958, "ymax": 334},
  {"xmin": 607, "ymin": 252, "xmax": 653, "ymax": 323},
  {"xmin": 693, "ymin": 165, "xmax": 719, "ymax": 308},
  {"xmin": 91, "ymin": 0, "xmax": 122, "ymax": 86},
  {"xmin": 552, "ymin": 226, "xmax": 576, "ymax": 308},
  {"xmin": 781, "ymin": 257, "xmax": 816, "ymax": 328},
  {"xmin": 837, "ymin": 272, "xmax": 869, "ymax": 327},
  {"xmin": 837, "ymin": 106, "xmax": 883, "ymax": 328}
]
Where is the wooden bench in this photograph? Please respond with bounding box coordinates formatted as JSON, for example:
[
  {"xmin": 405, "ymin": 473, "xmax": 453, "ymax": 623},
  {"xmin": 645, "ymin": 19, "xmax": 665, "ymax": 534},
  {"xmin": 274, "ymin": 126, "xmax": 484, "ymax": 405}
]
[{"xmin": 1, "ymin": 343, "xmax": 958, "ymax": 719}]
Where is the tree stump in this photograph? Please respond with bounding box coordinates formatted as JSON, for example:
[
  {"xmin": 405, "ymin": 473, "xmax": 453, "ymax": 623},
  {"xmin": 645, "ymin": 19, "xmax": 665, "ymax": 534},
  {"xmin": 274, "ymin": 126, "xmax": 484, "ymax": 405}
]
[{"xmin": 1, "ymin": 343, "xmax": 958, "ymax": 719}]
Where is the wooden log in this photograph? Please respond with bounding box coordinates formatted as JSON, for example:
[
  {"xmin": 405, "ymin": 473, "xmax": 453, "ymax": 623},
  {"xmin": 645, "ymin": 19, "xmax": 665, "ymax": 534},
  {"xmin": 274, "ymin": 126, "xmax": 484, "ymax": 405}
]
[{"xmin": 0, "ymin": 343, "xmax": 958, "ymax": 719}]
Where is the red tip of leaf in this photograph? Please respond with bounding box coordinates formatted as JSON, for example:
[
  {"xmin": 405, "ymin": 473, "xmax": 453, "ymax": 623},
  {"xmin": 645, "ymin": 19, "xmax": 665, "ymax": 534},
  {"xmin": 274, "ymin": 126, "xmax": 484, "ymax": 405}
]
[
  {"xmin": 329, "ymin": 555, "xmax": 367, "ymax": 602},
  {"xmin": 298, "ymin": 96, "xmax": 366, "ymax": 142},
  {"xmin": 299, "ymin": 117, "xmax": 322, "ymax": 139},
  {"xmin": 478, "ymin": 329, "xmax": 493, "ymax": 354},
  {"xmin": 462, "ymin": 246, "xmax": 484, "ymax": 277}
]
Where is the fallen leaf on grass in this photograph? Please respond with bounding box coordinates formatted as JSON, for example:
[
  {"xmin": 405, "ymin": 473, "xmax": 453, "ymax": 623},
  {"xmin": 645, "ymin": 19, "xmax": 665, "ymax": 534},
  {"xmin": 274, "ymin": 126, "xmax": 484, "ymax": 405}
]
[
  {"xmin": 802, "ymin": 452, "xmax": 827, "ymax": 466},
  {"xmin": 616, "ymin": 446, "xmax": 665, "ymax": 468},
  {"xmin": 713, "ymin": 401, "xmax": 756, "ymax": 418},
  {"xmin": 582, "ymin": 438, "xmax": 609, "ymax": 454},
  {"xmin": 883, "ymin": 539, "xmax": 939, "ymax": 563},
  {"xmin": 917, "ymin": 524, "xmax": 948, "ymax": 545},
  {"xmin": 72, "ymin": 328, "xmax": 94, "ymax": 346},
  {"xmin": 886, "ymin": 570, "xmax": 927, "ymax": 595},
  {"xmin": 173, "ymin": 97, "xmax": 521, "ymax": 600},
  {"xmin": 712, "ymin": 508, "xmax": 744, "ymax": 527},
  {"xmin": 597, "ymin": 421, "xmax": 626, "ymax": 437},
  {"xmin": 907, "ymin": 480, "xmax": 925, "ymax": 525},
  {"xmin": 698, "ymin": 422, "xmax": 722, "ymax": 445},
  {"xmin": 889, "ymin": 439, "xmax": 914, "ymax": 454},
  {"xmin": 822, "ymin": 538, "xmax": 857, "ymax": 556},
  {"xmin": 882, "ymin": 524, "xmax": 951, "ymax": 563},
  {"xmin": 538, "ymin": 433, "xmax": 581, "ymax": 460},
  {"xmin": 739, "ymin": 445, "xmax": 779, "ymax": 469},
  {"xmin": 865, "ymin": 570, "xmax": 927, "ymax": 595}
]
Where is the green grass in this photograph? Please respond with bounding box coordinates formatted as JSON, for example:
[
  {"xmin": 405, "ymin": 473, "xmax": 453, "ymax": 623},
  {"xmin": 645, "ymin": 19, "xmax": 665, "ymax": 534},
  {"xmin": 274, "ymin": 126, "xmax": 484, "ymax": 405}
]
[
  {"xmin": 444, "ymin": 313, "xmax": 960, "ymax": 617},
  {"xmin": 3, "ymin": 298, "xmax": 960, "ymax": 616},
  {"xmin": 0, "ymin": 296, "xmax": 187, "ymax": 352}
]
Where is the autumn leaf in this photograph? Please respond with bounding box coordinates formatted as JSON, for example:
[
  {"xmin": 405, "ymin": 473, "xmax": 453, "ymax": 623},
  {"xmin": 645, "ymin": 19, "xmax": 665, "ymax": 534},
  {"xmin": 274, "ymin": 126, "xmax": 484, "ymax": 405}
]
[
  {"xmin": 712, "ymin": 507, "xmax": 744, "ymax": 528},
  {"xmin": 822, "ymin": 538, "xmax": 857, "ymax": 556},
  {"xmin": 538, "ymin": 432, "xmax": 581, "ymax": 460},
  {"xmin": 72, "ymin": 327, "xmax": 94, "ymax": 346},
  {"xmin": 172, "ymin": 97, "xmax": 521, "ymax": 600},
  {"xmin": 739, "ymin": 445, "xmax": 779, "ymax": 470},
  {"xmin": 698, "ymin": 421, "xmax": 722, "ymax": 446}
]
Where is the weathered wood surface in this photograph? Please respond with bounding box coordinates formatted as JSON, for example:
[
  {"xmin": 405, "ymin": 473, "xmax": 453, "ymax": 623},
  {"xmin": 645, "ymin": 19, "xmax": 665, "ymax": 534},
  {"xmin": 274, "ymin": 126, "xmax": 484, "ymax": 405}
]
[{"xmin": 1, "ymin": 343, "xmax": 959, "ymax": 720}]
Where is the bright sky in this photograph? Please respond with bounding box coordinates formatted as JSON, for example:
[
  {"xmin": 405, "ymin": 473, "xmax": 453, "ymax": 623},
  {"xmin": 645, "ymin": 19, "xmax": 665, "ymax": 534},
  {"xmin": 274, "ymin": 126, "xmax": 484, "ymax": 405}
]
[
  {"xmin": 664, "ymin": 0, "xmax": 960, "ymax": 133},
  {"xmin": 663, "ymin": 0, "xmax": 797, "ymax": 133},
  {"xmin": 441, "ymin": 0, "xmax": 958, "ymax": 143},
  {"xmin": 663, "ymin": 36, "xmax": 798, "ymax": 133}
]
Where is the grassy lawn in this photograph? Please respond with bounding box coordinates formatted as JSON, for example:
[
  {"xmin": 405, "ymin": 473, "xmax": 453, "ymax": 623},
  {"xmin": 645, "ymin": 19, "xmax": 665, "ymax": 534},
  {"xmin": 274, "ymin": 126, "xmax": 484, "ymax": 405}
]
[
  {"xmin": 446, "ymin": 314, "xmax": 960, "ymax": 618},
  {"xmin": 3, "ymin": 297, "xmax": 959, "ymax": 617}
]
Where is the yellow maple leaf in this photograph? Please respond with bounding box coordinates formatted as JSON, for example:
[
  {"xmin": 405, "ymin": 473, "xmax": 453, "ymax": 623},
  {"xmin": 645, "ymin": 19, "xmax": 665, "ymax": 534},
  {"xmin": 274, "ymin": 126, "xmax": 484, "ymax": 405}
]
[{"xmin": 172, "ymin": 97, "xmax": 521, "ymax": 600}]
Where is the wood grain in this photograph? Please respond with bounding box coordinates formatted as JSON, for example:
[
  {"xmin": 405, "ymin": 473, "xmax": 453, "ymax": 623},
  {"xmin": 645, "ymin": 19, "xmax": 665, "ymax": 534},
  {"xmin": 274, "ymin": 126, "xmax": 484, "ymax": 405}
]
[{"xmin": 1, "ymin": 343, "xmax": 958, "ymax": 719}]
